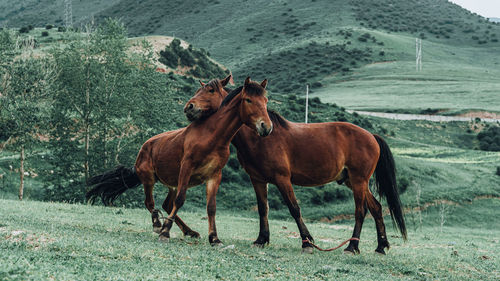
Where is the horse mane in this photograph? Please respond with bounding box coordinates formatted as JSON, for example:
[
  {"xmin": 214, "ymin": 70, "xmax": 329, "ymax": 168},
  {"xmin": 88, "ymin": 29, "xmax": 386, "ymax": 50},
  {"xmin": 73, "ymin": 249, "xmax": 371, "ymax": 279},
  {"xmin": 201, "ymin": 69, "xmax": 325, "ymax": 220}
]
[
  {"xmin": 205, "ymin": 79, "xmax": 222, "ymax": 93},
  {"xmin": 219, "ymin": 86, "xmax": 243, "ymax": 108},
  {"xmin": 267, "ymin": 109, "xmax": 289, "ymax": 129},
  {"xmin": 218, "ymin": 84, "xmax": 289, "ymax": 129}
]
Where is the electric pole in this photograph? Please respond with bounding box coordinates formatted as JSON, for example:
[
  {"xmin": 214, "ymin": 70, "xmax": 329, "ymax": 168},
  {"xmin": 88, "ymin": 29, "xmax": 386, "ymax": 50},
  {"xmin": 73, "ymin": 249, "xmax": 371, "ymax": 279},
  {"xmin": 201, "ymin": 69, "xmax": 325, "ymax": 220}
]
[
  {"xmin": 305, "ymin": 84, "xmax": 309, "ymax": 124},
  {"xmin": 65, "ymin": 0, "xmax": 73, "ymax": 29},
  {"xmin": 416, "ymin": 38, "xmax": 422, "ymax": 71}
]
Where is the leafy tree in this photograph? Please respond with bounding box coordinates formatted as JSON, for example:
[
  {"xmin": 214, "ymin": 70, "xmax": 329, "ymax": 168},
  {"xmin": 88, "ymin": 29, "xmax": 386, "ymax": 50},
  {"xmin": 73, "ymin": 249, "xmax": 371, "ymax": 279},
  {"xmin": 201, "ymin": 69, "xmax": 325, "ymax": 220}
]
[
  {"xmin": 46, "ymin": 19, "xmax": 137, "ymax": 199},
  {"xmin": 0, "ymin": 31, "xmax": 54, "ymax": 200}
]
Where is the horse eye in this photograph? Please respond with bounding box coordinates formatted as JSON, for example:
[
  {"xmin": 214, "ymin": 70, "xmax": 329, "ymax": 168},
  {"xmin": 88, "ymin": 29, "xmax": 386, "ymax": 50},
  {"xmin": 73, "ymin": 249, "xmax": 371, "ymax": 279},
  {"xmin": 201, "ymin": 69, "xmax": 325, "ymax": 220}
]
[
  {"xmin": 245, "ymin": 98, "xmax": 252, "ymax": 103},
  {"xmin": 209, "ymin": 89, "xmax": 215, "ymax": 93}
]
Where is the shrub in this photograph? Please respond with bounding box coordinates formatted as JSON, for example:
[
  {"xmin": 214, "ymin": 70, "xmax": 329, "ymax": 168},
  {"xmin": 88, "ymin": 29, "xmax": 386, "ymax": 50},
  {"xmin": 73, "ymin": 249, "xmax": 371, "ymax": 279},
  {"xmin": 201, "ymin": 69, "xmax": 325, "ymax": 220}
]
[
  {"xmin": 496, "ymin": 167, "xmax": 500, "ymax": 176},
  {"xmin": 45, "ymin": 24, "xmax": 53, "ymax": 30},
  {"xmin": 41, "ymin": 31, "xmax": 49, "ymax": 37},
  {"xmin": 477, "ymin": 126, "xmax": 500, "ymax": 151},
  {"xmin": 19, "ymin": 26, "xmax": 29, "ymax": 33}
]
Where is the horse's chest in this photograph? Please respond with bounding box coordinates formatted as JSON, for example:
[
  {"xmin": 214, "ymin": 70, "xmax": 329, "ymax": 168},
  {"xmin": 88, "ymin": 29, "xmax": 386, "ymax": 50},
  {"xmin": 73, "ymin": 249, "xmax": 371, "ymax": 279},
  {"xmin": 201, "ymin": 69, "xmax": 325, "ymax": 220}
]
[{"xmin": 193, "ymin": 156, "xmax": 223, "ymax": 179}]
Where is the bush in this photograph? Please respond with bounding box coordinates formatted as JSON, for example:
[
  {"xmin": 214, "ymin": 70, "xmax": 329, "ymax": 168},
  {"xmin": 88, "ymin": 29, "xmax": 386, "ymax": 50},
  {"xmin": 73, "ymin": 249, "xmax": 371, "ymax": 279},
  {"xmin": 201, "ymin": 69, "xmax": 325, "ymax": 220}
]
[
  {"xmin": 41, "ymin": 31, "xmax": 49, "ymax": 37},
  {"xmin": 477, "ymin": 126, "xmax": 500, "ymax": 151},
  {"xmin": 45, "ymin": 24, "xmax": 53, "ymax": 30},
  {"xmin": 58, "ymin": 26, "xmax": 66, "ymax": 32},
  {"xmin": 19, "ymin": 26, "xmax": 29, "ymax": 33}
]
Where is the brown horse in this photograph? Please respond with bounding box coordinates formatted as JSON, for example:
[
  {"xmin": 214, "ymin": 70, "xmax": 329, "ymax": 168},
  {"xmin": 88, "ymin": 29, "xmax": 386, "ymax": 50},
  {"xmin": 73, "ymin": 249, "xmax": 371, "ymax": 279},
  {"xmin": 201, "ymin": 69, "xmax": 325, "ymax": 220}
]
[
  {"xmin": 87, "ymin": 77, "xmax": 272, "ymax": 245},
  {"xmin": 184, "ymin": 76, "xmax": 407, "ymax": 254}
]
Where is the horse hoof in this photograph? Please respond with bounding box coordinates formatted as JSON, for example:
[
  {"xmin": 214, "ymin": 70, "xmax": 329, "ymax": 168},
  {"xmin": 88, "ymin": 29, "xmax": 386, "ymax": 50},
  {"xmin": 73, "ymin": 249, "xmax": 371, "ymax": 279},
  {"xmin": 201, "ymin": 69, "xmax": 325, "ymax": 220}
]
[
  {"xmin": 343, "ymin": 249, "xmax": 356, "ymax": 255},
  {"xmin": 252, "ymin": 242, "xmax": 266, "ymax": 248},
  {"xmin": 301, "ymin": 246, "xmax": 314, "ymax": 254},
  {"xmin": 153, "ymin": 227, "xmax": 162, "ymax": 234},
  {"xmin": 158, "ymin": 233, "xmax": 170, "ymax": 243},
  {"xmin": 375, "ymin": 248, "xmax": 386, "ymax": 255},
  {"xmin": 210, "ymin": 240, "xmax": 224, "ymax": 247},
  {"xmin": 158, "ymin": 236, "xmax": 170, "ymax": 243},
  {"xmin": 186, "ymin": 231, "xmax": 200, "ymax": 238}
]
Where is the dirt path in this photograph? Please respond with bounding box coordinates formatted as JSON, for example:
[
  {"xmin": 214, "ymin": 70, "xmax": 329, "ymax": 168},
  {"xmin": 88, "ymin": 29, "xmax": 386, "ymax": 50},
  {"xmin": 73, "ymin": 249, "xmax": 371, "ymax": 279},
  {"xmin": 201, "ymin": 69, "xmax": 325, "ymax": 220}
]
[{"xmin": 349, "ymin": 110, "xmax": 500, "ymax": 123}]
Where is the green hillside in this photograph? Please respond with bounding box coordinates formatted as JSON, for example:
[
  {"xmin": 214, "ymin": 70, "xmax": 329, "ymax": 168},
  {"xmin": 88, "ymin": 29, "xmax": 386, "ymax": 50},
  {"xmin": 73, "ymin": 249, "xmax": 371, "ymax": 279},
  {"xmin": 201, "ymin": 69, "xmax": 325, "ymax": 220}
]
[
  {"xmin": 2, "ymin": 0, "xmax": 500, "ymax": 113},
  {"xmin": 94, "ymin": 0, "xmax": 500, "ymax": 112}
]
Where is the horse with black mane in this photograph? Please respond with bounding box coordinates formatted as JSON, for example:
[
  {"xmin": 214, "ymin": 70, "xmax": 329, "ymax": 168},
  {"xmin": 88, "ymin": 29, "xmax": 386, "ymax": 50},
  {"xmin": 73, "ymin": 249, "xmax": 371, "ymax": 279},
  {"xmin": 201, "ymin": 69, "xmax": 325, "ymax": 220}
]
[
  {"xmin": 184, "ymin": 76, "xmax": 407, "ymax": 254},
  {"xmin": 87, "ymin": 77, "xmax": 272, "ymax": 244}
]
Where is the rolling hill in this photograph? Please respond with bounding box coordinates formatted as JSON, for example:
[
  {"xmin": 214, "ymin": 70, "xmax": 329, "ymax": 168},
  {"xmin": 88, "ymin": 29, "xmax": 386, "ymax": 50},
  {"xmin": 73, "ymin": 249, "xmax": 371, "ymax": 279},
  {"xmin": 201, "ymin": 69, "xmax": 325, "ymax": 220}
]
[{"xmin": 2, "ymin": 0, "xmax": 500, "ymax": 113}]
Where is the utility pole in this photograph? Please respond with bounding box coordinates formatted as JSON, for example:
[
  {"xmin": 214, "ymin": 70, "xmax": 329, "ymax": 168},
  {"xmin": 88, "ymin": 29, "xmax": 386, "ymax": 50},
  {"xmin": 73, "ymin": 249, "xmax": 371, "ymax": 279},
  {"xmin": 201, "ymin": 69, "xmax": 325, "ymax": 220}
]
[
  {"xmin": 305, "ymin": 84, "xmax": 309, "ymax": 124},
  {"xmin": 65, "ymin": 0, "xmax": 73, "ymax": 29},
  {"xmin": 416, "ymin": 38, "xmax": 422, "ymax": 71}
]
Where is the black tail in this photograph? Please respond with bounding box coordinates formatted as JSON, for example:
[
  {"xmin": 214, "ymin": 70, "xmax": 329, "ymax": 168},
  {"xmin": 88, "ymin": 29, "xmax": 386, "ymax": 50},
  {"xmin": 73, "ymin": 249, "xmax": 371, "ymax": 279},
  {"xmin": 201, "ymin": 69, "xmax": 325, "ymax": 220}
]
[
  {"xmin": 373, "ymin": 134, "xmax": 407, "ymax": 240},
  {"xmin": 86, "ymin": 166, "xmax": 141, "ymax": 206}
]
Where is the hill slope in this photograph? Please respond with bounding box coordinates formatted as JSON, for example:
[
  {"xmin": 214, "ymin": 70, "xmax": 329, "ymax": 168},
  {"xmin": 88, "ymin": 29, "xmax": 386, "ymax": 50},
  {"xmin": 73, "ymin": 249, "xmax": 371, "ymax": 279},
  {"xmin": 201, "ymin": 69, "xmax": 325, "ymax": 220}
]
[
  {"xmin": 2, "ymin": 0, "xmax": 500, "ymax": 113},
  {"xmin": 97, "ymin": 0, "xmax": 500, "ymax": 113}
]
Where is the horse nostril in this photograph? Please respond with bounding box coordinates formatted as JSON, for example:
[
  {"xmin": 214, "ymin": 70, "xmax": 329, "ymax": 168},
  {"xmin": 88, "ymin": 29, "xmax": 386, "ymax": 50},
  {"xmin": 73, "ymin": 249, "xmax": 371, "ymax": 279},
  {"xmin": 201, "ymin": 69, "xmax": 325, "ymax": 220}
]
[
  {"xmin": 260, "ymin": 122, "xmax": 265, "ymax": 128},
  {"xmin": 188, "ymin": 104, "xmax": 194, "ymax": 109}
]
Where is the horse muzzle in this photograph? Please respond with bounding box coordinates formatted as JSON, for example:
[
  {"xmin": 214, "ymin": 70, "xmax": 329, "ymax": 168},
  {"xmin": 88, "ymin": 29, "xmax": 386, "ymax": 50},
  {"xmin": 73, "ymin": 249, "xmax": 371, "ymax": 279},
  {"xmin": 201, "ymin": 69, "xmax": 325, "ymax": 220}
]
[
  {"xmin": 184, "ymin": 104, "xmax": 202, "ymax": 121},
  {"xmin": 256, "ymin": 121, "xmax": 273, "ymax": 137}
]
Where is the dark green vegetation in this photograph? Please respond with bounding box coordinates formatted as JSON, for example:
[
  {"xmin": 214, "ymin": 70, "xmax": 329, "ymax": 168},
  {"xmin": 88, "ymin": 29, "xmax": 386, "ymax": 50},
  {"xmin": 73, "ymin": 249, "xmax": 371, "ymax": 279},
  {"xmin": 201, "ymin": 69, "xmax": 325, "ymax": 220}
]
[
  {"xmin": 353, "ymin": 0, "xmax": 500, "ymax": 44},
  {"xmin": 477, "ymin": 126, "xmax": 500, "ymax": 151},
  {"xmin": 159, "ymin": 38, "xmax": 229, "ymax": 79},
  {"xmin": 1, "ymin": 199, "xmax": 499, "ymax": 280}
]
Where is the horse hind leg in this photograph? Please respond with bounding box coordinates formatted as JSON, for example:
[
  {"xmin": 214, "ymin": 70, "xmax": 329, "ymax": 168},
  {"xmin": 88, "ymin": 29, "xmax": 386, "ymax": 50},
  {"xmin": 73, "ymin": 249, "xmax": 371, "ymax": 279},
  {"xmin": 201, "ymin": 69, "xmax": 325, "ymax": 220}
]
[
  {"xmin": 344, "ymin": 179, "xmax": 369, "ymax": 255},
  {"xmin": 162, "ymin": 189, "xmax": 200, "ymax": 238},
  {"xmin": 366, "ymin": 191, "xmax": 390, "ymax": 254}
]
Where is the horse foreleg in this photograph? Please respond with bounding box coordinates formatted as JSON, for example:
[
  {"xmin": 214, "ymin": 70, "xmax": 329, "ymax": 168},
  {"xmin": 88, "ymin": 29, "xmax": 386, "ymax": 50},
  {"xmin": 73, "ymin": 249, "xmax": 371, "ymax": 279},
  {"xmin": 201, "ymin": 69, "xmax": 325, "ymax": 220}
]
[
  {"xmin": 344, "ymin": 180, "xmax": 368, "ymax": 255},
  {"xmin": 366, "ymin": 191, "xmax": 390, "ymax": 254},
  {"xmin": 162, "ymin": 189, "xmax": 200, "ymax": 238},
  {"xmin": 251, "ymin": 178, "xmax": 270, "ymax": 247},
  {"xmin": 159, "ymin": 163, "xmax": 192, "ymax": 242},
  {"xmin": 275, "ymin": 176, "xmax": 314, "ymax": 253},
  {"xmin": 206, "ymin": 172, "xmax": 222, "ymax": 246}
]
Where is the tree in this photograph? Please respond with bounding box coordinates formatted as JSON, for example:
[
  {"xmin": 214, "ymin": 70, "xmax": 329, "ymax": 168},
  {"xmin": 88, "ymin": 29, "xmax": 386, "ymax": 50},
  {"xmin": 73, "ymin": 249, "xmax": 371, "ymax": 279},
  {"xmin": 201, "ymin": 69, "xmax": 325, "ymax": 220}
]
[
  {"xmin": 0, "ymin": 31, "xmax": 55, "ymax": 200},
  {"xmin": 46, "ymin": 19, "xmax": 147, "ymax": 200}
]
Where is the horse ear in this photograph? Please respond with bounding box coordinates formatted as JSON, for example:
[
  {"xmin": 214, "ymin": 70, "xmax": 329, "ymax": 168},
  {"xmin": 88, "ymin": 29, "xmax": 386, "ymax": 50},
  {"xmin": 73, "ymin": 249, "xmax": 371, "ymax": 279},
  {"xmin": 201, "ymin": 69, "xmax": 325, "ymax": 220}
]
[
  {"xmin": 199, "ymin": 80, "xmax": 205, "ymax": 86},
  {"xmin": 244, "ymin": 77, "xmax": 251, "ymax": 87},
  {"xmin": 221, "ymin": 75, "xmax": 232, "ymax": 87},
  {"xmin": 260, "ymin": 79, "xmax": 268, "ymax": 89}
]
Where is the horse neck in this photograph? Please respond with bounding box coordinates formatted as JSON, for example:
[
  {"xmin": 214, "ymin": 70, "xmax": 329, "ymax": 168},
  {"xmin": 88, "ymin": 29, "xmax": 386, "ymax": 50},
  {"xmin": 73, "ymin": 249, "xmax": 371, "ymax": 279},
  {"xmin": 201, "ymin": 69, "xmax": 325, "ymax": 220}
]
[{"xmin": 204, "ymin": 97, "xmax": 243, "ymax": 147}]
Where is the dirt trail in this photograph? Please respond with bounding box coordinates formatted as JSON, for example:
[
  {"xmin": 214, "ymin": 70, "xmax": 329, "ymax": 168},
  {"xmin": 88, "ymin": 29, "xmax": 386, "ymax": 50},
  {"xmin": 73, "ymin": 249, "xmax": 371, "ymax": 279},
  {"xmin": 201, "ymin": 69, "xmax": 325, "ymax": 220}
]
[{"xmin": 349, "ymin": 110, "xmax": 500, "ymax": 123}]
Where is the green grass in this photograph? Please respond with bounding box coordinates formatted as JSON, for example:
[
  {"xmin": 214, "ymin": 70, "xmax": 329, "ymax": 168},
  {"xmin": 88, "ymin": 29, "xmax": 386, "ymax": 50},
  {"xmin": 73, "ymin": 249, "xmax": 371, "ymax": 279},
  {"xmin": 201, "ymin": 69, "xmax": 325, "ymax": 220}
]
[
  {"xmin": 1, "ymin": 199, "xmax": 499, "ymax": 280},
  {"xmin": 311, "ymin": 32, "xmax": 500, "ymax": 112}
]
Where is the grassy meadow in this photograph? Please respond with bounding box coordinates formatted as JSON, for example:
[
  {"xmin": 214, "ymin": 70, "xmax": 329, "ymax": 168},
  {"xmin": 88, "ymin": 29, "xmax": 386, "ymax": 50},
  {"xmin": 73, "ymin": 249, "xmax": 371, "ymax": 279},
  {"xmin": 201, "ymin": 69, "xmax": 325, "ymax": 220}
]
[{"xmin": 1, "ymin": 198, "xmax": 499, "ymax": 280}]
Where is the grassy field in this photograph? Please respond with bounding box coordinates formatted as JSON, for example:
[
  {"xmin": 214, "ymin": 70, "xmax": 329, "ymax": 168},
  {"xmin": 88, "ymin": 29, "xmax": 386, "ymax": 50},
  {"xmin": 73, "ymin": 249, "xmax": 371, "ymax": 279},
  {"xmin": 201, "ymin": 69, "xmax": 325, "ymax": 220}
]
[
  {"xmin": 1, "ymin": 198, "xmax": 499, "ymax": 280},
  {"xmin": 311, "ymin": 33, "xmax": 500, "ymax": 112}
]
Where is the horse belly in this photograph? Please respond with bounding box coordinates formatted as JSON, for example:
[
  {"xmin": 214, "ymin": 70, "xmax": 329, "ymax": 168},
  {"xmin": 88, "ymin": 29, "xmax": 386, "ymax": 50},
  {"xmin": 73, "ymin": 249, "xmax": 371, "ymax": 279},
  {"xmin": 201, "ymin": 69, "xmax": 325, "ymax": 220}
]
[{"xmin": 290, "ymin": 160, "xmax": 344, "ymax": 186}]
